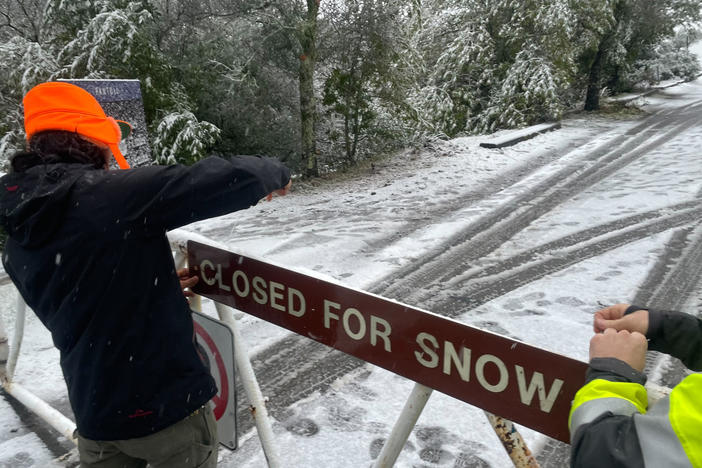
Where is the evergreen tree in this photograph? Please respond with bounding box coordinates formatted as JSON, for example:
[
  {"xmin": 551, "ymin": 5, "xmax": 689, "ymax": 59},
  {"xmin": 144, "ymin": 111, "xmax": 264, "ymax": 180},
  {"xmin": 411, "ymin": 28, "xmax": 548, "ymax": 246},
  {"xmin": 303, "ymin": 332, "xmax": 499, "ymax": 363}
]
[
  {"xmin": 630, "ymin": 29, "xmax": 701, "ymax": 85},
  {"xmin": 410, "ymin": 0, "xmax": 498, "ymax": 137},
  {"xmin": 321, "ymin": 0, "xmax": 410, "ymax": 167},
  {"xmin": 577, "ymin": 0, "xmax": 701, "ymax": 111},
  {"xmin": 152, "ymin": 111, "xmax": 220, "ymax": 165},
  {"xmin": 227, "ymin": 0, "xmax": 323, "ymax": 175},
  {"xmin": 472, "ymin": 0, "xmax": 575, "ymax": 132},
  {"xmin": 411, "ymin": 0, "xmax": 577, "ymax": 136},
  {"xmin": 0, "ymin": 35, "xmax": 59, "ymax": 164}
]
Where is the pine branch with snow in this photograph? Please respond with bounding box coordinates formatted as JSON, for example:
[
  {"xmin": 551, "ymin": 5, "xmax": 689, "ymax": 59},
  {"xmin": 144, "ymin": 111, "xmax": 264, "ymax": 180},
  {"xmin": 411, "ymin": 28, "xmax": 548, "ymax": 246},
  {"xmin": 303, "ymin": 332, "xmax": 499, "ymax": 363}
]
[{"xmin": 153, "ymin": 112, "xmax": 221, "ymax": 166}]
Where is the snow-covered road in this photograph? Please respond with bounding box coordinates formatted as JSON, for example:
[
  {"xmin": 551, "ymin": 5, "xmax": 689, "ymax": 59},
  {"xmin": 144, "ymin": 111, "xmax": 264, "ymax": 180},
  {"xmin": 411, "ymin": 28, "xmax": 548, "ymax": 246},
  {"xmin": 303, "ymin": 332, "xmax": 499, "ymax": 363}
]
[{"xmin": 2, "ymin": 76, "xmax": 702, "ymax": 467}]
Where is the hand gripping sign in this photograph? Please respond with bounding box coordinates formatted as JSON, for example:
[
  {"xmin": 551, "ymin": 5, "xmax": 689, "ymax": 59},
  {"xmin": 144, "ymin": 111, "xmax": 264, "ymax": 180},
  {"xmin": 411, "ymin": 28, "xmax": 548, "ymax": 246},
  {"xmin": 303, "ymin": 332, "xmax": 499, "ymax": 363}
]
[
  {"xmin": 188, "ymin": 241, "xmax": 588, "ymax": 443},
  {"xmin": 192, "ymin": 310, "xmax": 237, "ymax": 450}
]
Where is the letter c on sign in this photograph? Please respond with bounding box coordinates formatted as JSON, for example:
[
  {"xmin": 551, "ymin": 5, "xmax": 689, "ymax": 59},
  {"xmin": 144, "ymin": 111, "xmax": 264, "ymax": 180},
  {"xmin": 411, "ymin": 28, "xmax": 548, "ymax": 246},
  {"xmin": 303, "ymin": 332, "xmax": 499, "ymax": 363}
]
[{"xmin": 200, "ymin": 260, "xmax": 216, "ymax": 286}]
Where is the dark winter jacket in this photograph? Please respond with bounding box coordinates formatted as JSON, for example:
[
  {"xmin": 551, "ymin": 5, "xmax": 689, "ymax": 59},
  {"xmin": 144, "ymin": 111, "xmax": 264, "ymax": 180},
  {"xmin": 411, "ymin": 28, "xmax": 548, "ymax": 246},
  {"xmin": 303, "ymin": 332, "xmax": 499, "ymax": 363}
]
[
  {"xmin": 569, "ymin": 306, "xmax": 702, "ymax": 467},
  {"xmin": 0, "ymin": 155, "xmax": 290, "ymax": 440}
]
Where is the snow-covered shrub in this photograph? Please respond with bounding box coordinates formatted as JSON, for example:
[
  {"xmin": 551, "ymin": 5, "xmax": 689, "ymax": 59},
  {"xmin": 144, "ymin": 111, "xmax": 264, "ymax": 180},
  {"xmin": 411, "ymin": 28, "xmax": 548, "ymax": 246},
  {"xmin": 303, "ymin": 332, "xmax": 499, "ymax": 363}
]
[
  {"xmin": 474, "ymin": 47, "xmax": 566, "ymax": 133},
  {"xmin": 628, "ymin": 34, "xmax": 701, "ymax": 87},
  {"xmin": 153, "ymin": 112, "xmax": 221, "ymax": 165}
]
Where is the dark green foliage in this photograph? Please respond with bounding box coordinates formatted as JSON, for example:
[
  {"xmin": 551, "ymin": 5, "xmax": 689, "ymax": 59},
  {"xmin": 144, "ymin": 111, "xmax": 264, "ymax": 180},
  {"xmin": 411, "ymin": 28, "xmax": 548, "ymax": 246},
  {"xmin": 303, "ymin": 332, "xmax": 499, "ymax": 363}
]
[
  {"xmin": 1, "ymin": 0, "xmax": 701, "ymax": 172},
  {"xmin": 577, "ymin": 0, "xmax": 701, "ymax": 110}
]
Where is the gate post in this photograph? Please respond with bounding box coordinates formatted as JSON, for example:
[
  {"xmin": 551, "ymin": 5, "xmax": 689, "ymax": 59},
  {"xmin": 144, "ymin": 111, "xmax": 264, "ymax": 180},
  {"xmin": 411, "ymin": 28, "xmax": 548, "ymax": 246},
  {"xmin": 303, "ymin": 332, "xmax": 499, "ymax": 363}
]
[
  {"xmin": 373, "ymin": 383, "xmax": 433, "ymax": 468},
  {"xmin": 6, "ymin": 294, "xmax": 26, "ymax": 381},
  {"xmin": 0, "ymin": 312, "xmax": 8, "ymax": 384},
  {"xmin": 486, "ymin": 413, "xmax": 540, "ymax": 467}
]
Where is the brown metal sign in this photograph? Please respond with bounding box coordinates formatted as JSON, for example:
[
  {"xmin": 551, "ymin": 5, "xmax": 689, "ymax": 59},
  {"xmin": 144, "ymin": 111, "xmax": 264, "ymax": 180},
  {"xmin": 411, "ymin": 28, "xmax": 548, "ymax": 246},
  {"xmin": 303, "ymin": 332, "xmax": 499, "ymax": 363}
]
[{"xmin": 188, "ymin": 241, "xmax": 587, "ymax": 442}]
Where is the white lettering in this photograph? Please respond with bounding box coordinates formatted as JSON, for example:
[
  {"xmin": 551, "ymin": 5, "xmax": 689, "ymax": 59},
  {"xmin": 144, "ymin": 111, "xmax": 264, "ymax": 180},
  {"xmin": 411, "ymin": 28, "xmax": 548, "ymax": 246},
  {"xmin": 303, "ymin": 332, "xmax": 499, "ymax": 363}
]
[
  {"xmin": 232, "ymin": 270, "xmax": 249, "ymax": 297},
  {"xmin": 370, "ymin": 316, "xmax": 392, "ymax": 352},
  {"xmin": 415, "ymin": 332, "xmax": 439, "ymax": 368},
  {"xmin": 216, "ymin": 264, "xmax": 230, "ymax": 291},
  {"xmin": 443, "ymin": 342, "xmax": 471, "ymax": 382},
  {"xmin": 252, "ymin": 276, "xmax": 267, "ymax": 304},
  {"xmin": 288, "ymin": 287, "xmax": 306, "ymax": 317},
  {"xmin": 324, "ymin": 300, "xmax": 341, "ymax": 328},
  {"xmin": 515, "ymin": 365, "xmax": 564, "ymax": 413},
  {"xmin": 200, "ymin": 260, "xmax": 216, "ymax": 286},
  {"xmin": 343, "ymin": 308, "xmax": 366, "ymax": 340},
  {"xmin": 269, "ymin": 281, "xmax": 285, "ymax": 312},
  {"xmin": 475, "ymin": 354, "xmax": 508, "ymax": 393}
]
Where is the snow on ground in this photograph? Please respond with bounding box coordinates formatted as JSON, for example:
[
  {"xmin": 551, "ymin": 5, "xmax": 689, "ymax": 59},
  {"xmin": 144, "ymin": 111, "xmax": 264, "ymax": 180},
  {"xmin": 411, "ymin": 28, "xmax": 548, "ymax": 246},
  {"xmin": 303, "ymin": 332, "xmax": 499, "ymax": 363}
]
[
  {"xmin": 2, "ymin": 46, "xmax": 702, "ymax": 467},
  {"xmin": 199, "ymin": 79, "xmax": 702, "ymax": 467}
]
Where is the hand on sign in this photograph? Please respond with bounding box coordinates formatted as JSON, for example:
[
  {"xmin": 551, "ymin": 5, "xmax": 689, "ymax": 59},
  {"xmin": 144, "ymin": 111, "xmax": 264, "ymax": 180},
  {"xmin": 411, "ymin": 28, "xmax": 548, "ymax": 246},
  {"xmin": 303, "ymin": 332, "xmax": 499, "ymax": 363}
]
[
  {"xmin": 590, "ymin": 328, "xmax": 648, "ymax": 372},
  {"xmin": 177, "ymin": 267, "xmax": 199, "ymax": 298},
  {"xmin": 594, "ymin": 303, "xmax": 648, "ymax": 335},
  {"xmin": 265, "ymin": 179, "xmax": 292, "ymax": 201}
]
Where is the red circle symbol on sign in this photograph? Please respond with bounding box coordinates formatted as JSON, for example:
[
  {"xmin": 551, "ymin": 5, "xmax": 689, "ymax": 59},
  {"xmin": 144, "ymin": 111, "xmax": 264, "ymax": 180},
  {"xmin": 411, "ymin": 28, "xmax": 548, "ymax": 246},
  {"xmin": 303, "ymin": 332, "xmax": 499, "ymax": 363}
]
[{"xmin": 193, "ymin": 321, "xmax": 229, "ymax": 420}]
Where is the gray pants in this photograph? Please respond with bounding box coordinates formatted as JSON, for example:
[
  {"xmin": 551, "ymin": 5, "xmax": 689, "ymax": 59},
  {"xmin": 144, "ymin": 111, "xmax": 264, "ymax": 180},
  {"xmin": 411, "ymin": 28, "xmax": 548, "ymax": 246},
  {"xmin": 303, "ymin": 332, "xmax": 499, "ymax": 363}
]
[{"xmin": 77, "ymin": 405, "xmax": 218, "ymax": 468}]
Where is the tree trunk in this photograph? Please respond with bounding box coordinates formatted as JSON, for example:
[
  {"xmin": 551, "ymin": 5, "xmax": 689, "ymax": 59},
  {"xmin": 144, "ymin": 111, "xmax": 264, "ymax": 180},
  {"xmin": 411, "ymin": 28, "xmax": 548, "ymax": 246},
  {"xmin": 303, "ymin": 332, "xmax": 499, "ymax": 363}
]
[
  {"xmin": 298, "ymin": 0, "xmax": 320, "ymax": 177},
  {"xmin": 344, "ymin": 112, "xmax": 352, "ymax": 166},
  {"xmin": 584, "ymin": 40, "xmax": 605, "ymax": 111}
]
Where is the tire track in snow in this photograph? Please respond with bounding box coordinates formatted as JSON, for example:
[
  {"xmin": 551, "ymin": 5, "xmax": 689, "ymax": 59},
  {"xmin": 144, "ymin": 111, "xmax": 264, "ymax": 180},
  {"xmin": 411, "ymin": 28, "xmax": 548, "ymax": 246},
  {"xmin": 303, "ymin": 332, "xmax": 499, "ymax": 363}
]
[
  {"xmin": 431, "ymin": 203, "xmax": 702, "ymax": 316},
  {"xmin": 635, "ymin": 214, "xmax": 702, "ymax": 388},
  {"xmin": 537, "ymin": 203, "xmax": 702, "ymax": 468},
  {"xmin": 233, "ymin": 103, "xmax": 702, "ymax": 444},
  {"xmin": 374, "ymin": 100, "xmax": 702, "ymax": 305}
]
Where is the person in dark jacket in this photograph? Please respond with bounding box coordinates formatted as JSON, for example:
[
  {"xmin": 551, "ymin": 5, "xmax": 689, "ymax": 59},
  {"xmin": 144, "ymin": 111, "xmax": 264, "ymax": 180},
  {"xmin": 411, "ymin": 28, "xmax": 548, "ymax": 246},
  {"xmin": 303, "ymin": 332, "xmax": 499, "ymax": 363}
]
[
  {"xmin": 0, "ymin": 82, "xmax": 291, "ymax": 467},
  {"xmin": 569, "ymin": 303, "xmax": 702, "ymax": 467}
]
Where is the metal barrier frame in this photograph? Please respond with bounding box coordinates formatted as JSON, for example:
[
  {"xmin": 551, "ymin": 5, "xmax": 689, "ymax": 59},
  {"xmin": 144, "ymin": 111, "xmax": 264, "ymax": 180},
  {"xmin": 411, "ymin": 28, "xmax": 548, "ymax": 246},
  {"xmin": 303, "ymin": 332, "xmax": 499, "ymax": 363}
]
[
  {"xmin": 0, "ymin": 229, "xmax": 671, "ymax": 467},
  {"xmin": 0, "ymin": 289, "xmax": 78, "ymax": 445}
]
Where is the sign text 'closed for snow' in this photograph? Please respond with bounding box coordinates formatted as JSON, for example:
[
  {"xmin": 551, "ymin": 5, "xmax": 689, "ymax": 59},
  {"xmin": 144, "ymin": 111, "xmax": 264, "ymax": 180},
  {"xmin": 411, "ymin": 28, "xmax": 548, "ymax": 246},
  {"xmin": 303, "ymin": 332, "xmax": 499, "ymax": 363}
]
[{"xmin": 188, "ymin": 241, "xmax": 587, "ymax": 442}]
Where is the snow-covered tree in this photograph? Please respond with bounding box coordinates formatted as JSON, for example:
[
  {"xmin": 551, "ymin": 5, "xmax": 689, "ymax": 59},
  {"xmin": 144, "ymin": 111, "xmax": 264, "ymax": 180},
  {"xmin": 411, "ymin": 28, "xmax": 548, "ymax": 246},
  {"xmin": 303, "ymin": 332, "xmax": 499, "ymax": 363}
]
[
  {"xmin": 629, "ymin": 28, "xmax": 701, "ymax": 86},
  {"xmin": 576, "ymin": 0, "xmax": 702, "ymax": 110},
  {"xmin": 156, "ymin": 10, "xmax": 301, "ymax": 168},
  {"xmin": 58, "ymin": 3, "xmax": 152, "ymax": 78},
  {"xmin": 320, "ymin": 0, "xmax": 411, "ymax": 167},
  {"xmin": 475, "ymin": 46, "xmax": 567, "ymax": 133},
  {"xmin": 55, "ymin": 1, "xmax": 191, "ymax": 123},
  {"xmin": 0, "ymin": 36, "xmax": 59, "ymax": 165},
  {"xmin": 409, "ymin": 1, "xmax": 497, "ymax": 137},
  {"xmin": 225, "ymin": 0, "xmax": 322, "ymax": 175},
  {"xmin": 152, "ymin": 111, "xmax": 220, "ymax": 165},
  {"xmin": 410, "ymin": 0, "xmax": 579, "ymax": 136}
]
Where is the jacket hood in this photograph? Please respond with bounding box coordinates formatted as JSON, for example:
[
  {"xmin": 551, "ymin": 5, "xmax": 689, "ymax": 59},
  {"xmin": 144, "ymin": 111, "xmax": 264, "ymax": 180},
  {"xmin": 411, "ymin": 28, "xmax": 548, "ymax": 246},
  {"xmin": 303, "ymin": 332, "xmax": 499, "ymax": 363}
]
[{"xmin": 0, "ymin": 162, "xmax": 86, "ymax": 248}]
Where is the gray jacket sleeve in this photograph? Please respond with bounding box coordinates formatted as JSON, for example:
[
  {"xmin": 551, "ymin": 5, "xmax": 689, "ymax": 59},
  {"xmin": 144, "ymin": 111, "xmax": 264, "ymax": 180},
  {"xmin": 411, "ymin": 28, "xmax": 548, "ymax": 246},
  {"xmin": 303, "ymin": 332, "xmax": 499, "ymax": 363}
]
[
  {"xmin": 571, "ymin": 306, "xmax": 702, "ymax": 467},
  {"xmin": 570, "ymin": 358, "xmax": 647, "ymax": 468}
]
